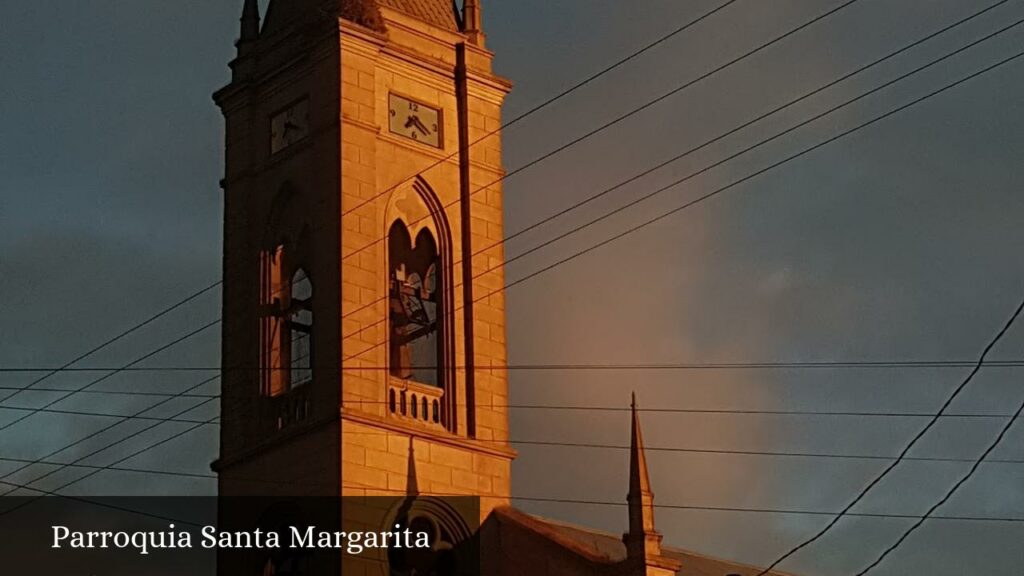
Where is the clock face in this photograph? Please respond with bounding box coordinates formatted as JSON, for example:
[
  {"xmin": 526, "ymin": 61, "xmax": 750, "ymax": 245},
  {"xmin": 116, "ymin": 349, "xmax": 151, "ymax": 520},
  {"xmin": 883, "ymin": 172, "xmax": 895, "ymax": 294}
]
[
  {"xmin": 388, "ymin": 93, "xmax": 442, "ymax": 149},
  {"xmin": 270, "ymin": 99, "xmax": 310, "ymax": 155}
]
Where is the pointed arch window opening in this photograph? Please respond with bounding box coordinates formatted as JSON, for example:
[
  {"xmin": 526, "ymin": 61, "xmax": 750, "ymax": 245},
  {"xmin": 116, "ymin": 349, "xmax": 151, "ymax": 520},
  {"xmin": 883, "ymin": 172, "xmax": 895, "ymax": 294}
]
[
  {"xmin": 260, "ymin": 245, "xmax": 314, "ymax": 398},
  {"xmin": 389, "ymin": 223, "xmax": 442, "ymax": 388}
]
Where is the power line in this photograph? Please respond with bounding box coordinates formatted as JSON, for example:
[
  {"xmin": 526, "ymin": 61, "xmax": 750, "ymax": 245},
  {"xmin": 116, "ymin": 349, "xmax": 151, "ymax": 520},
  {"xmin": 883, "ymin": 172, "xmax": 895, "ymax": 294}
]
[
  {"xmin": 0, "ymin": 374, "xmax": 220, "ymax": 495},
  {"xmin": 0, "ymin": 409, "xmax": 219, "ymax": 519},
  {"xmin": 754, "ymin": 293, "xmax": 1024, "ymax": 576},
  {"xmin": 509, "ymin": 495, "xmax": 1024, "ymax": 524},
  {"xmin": 13, "ymin": 30, "xmax": 1023, "ymax": 514},
  {"xmin": 509, "ymin": 439, "xmax": 1024, "ymax": 465},
  {"xmin": 17, "ymin": 0, "xmax": 1000, "ymax": 442},
  {"xmin": 338, "ymin": 0, "xmax": 864, "ymax": 265},
  {"xmin": 3, "ymin": 471, "xmax": 1018, "ymax": 540},
  {"xmin": 9, "ymin": 359, "xmax": 1024, "ymax": 372},
  {"xmin": 853, "ymin": 393, "xmax": 1024, "ymax": 574},
  {"xmin": 22, "ymin": 0, "xmax": 999, "ymax": 416},
  {"xmin": 338, "ymin": 0, "xmax": 1015, "ymax": 328},
  {"xmin": 6, "ymin": 395, "xmax": 1020, "ymax": 509},
  {"xmin": 0, "ymin": 386, "xmax": 218, "ymax": 398},
  {"xmin": 6, "ymin": 400, "xmax": 1021, "ymax": 421},
  {"xmin": 0, "ymin": 483, "xmax": 204, "ymax": 528},
  {"xmin": 0, "ymin": 456, "xmax": 218, "ymax": 482},
  {"xmin": 5, "ymin": 0, "xmax": 869, "ymax": 411},
  {"xmin": 339, "ymin": 0, "xmax": 742, "ymax": 220},
  {"xmin": 338, "ymin": 484, "xmax": 1024, "ymax": 523},
  {"xmin": 480, "ymin": 50, "xmax": 1024, "ymax": 340},
  {"xmin": 0, "ymin": 320, "xmax": 220, "ymax": 434},
  {"xmin": 5, "ymin": 1, "xmax": 742, "ymax": 410},
  {"xmin": 343, "ymin": 37, "xmax": 1024, "ymax": 362},
  {"xmin": 484, "ymin": 15, "xmax": 1024, "ymax": 296},
  {"xmin": 8, "ymin": 0, "xmax": 1024, "ymax": 545},
  {"xmin": 0, "ymin": 394, "xmax": 218, "ymax": 498},
  {"xmin": 0, "ymin": 282, "xmax": 220, "ymax": 406},
  {"xmin": 0, "ymin": 406, "xmax": 218, "ymax": 426}
]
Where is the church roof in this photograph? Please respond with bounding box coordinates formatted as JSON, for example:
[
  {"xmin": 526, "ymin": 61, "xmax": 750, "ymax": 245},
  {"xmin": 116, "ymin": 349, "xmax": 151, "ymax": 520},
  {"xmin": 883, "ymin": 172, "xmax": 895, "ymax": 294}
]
[
  {"xmin": 490, "ymin": 507, "xmax": 797, "ymax": 576},
  {"xmin": 375, "ymin": 0, "xmax": 460, "ymax": 31}
]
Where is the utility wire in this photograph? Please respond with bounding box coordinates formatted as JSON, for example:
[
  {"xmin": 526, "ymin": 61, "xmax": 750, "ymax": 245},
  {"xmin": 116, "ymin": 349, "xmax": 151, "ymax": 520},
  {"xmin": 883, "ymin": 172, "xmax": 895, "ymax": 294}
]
[
  {"xmin": 508, "ymin": 496, "xmax": 1024, "ymax": 524},
  {"xmin": 0, "ymin": 484, "xmax": 203, "ymax": 528},
  {"xmin": 343, "ymin": 38, "xmax": 1024, "ymax": 362},
  {"xmin": 6, "ymin": 0, "xmax": 741, "ymax": 406},
  {"xmin": 10, "ymin": 358, "xmax": 1024, "ymax": 372},
  {"xmin": 338, "ymin": 484, "xmax": 1024, "ymax": 523},
  {"xmin": 754, "ymin": 294, "xmax": 1024, "ymax": 576},
  {"xmin": 12, "ymin": 15, "xmax": 1023, "ymax": 513},
  {"xmin": 338, "ymin": 0, "xmax": 1014, "ymax": 327},
  {"xmin": 339, "ymin": 0, "xmax": 742, "ymax": 219},
  {"xmin": 0, "ymin": 455, "xmax": 217, "ymax": 482},
  {"xmin": 338, "ymin": 0, "xmax": 864, "ymax": 265},
  {"xmin": 0, "ymin": 408, "xmax": 219, "ymax": 519},
  {"xmin": 0, "ymin": 406, "xmax": 218, "ymax": 426},
  {"xmin": 5, "ymin": 433, "xmax": 1024, "ymax": 478},
  {"xmin": 17, "ymin": 0, "xmax": 993, "ymax": 391},
  {"xmin": 5, "ymin": 404, "xmax": 1021, "ymax": 502},
  {"xmin": 5, "ymin": 401, "xmax": 1021, "ymax": 421},
  {"xmin": 4, "ymin": 0, "xmax": 868, "ymax": 400},
  {"xmin": 0, "ymin": 282, "xmax": 220, "ymax": 406},
  {"xmin": 0, "ymin": 320, "xmax": 220, "ymax": 434},
  {"xmin": 0, "ymin": 386, "xmax": 218, "ymax": 398},
  {"xmin": 4, "ymin": 473, "xmax": 1020, "ymax": 530},
  {"xmin": 853, "ymin": 395, "xmax": 1024, "ymax": 575},
  {"xmin": 0, "ymin": 375, "xmax": 220, "ymax": 494}
]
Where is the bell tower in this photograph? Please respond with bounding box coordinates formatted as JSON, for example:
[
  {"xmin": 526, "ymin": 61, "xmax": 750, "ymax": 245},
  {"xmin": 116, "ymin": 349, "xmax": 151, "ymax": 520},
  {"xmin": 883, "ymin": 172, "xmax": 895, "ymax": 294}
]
[{"xmin": 214, "ymin": 0, "xmax": 514, "ymax": 519}]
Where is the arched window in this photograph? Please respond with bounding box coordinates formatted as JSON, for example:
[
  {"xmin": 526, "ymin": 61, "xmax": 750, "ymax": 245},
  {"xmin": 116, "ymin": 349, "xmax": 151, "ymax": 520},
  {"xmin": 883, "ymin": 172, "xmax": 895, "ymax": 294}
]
[
  {"xmin": 287, "ymin": 269, "xmax": 313, "ymax": 388},
  {"xmin": 261, "ymin": 244, "xmax": 287, "ymax": 397},
  {"xmin": 388, "ymin": 222, "xmax": 442, "ymax": 387},
  {"xmin": 260, "ymin": 246, "xmax": 313, "ymax": 398}
]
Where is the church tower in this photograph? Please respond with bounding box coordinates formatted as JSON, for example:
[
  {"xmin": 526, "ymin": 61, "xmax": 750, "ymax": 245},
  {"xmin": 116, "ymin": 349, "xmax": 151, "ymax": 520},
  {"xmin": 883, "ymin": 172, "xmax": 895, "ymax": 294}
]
[{"xmin": 213, "ymin": 0, "xmax": 513, "ymax": 521}]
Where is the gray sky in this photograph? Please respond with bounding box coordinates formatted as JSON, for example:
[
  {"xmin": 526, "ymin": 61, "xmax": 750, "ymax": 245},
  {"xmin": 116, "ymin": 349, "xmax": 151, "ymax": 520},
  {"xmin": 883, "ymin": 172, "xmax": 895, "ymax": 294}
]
[{"xmin": 2, "ymin": 1, "xmax": 1024, "ymax": 574}]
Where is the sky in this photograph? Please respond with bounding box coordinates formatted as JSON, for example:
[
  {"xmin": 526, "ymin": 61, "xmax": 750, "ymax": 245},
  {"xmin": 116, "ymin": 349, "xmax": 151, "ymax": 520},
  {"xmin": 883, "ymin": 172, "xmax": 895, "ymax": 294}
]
[{"xmin": 2, "ymin": 1, "xmax": 1024, "ymax": 574}]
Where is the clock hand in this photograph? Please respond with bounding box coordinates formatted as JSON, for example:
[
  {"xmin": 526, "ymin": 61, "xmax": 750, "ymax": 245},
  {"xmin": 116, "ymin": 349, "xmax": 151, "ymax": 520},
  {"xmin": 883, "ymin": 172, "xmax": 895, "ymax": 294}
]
[{"xmin": 412, "ymin": 117, "xmax": 431, "ymax": 134}]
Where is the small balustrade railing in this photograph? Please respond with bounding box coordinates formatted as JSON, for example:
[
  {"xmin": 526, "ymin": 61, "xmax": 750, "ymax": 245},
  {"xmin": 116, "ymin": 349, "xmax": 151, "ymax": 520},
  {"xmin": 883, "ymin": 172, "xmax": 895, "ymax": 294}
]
[{"xmin": 387, "ymin": 379, "xmax": 445, "ymax": 431}]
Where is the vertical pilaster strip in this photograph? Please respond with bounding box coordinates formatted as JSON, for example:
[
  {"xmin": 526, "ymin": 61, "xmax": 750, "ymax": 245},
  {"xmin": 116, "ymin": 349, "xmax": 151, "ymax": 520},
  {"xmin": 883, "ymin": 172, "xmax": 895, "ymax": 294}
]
[{"xmin": 456, "ymin": 42, "xmax": 476, "ymax": 438}]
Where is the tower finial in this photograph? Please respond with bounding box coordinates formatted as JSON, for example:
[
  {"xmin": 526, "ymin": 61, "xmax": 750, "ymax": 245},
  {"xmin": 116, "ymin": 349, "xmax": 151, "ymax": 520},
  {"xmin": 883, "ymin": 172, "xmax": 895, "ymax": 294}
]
[
  {"xmin": 240, "ymin": 0, "xmax": 261, "ymax": 45},
  {"xmin": 461, "ymin": 0, "xmax": 484, "ymax": 46},
  {"xmin": 623, "ymin": 393, "xmax": 681, "ymax": 575}
]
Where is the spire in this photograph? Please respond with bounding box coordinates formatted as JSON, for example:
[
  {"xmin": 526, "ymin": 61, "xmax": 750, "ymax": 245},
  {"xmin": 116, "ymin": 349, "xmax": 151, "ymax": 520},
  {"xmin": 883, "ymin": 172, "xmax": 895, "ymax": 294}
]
[
  {"xmin": 239, "ymin": 0, "xmax": 261, "ymax": 46},
  {"xmin": 623, "ymin": 393, "xmax": 683, "ymax": 575},
  {"xmin": 461, "ymin": 0, "xmax": 484, "ymax": 45},
  {"xmin": 626, "ymin": 392, "xmax": 658, "ymax": 550}
]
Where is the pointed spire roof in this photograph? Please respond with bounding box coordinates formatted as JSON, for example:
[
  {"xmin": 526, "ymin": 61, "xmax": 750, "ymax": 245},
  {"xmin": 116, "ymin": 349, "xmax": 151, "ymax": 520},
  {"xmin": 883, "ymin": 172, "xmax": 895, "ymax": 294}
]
[
  {"xmin": 629, "ymin": 392, "xmax": 654, "ymax": 505},
  {"xmin": 624, "ymin": 392, "xmax": 683, "ymax": 574}
]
